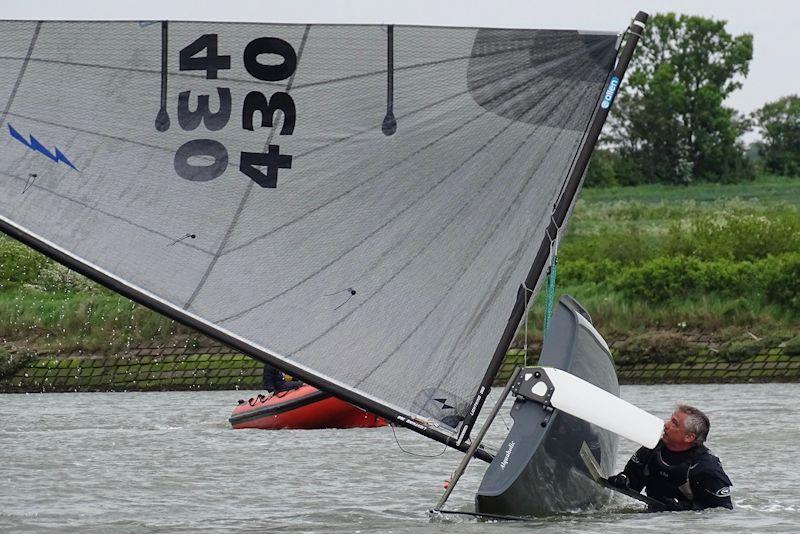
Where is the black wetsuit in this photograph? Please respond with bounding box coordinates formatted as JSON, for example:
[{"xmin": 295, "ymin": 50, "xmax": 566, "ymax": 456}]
[
  {"xmin": 621, "ymin": 442, "xmax": 733, "ymax": 510},
  {"xmin": 262, "ymin": 365, "xmax": 303, "ymax": 393}
]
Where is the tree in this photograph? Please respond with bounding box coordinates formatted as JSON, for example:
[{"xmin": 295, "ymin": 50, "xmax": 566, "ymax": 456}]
[
  {"xmin": 608, "ymin": 13, "xmax": 754, "ymax": 185},
  {"xmin": 753, "ymin": 95, "xmax": 800, "ymax": 177}
]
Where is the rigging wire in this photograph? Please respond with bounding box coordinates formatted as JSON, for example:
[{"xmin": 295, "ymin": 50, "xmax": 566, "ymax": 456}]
[
  {"xmin": 498, "ymin": 413, "xmax": 512, "ymax": 432},
  {"xmin": 521, "ymin": 281, "xmax": 533, "ymax": 367},
  {"xmin": 388, "ymin": 423, "xmax": 449, "ymax": 458}
]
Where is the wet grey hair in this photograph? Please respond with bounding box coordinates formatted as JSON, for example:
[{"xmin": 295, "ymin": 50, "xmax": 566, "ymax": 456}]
[{"xmin": 676, "ymin": 404, "xmax": 710, "ymax": 445}]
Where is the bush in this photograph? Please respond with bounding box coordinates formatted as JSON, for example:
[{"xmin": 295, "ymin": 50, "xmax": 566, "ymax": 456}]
[
  {"xmin": 29, "ymin": 262, "xmax": 100, "ymax": 294},
  {"xmin": 558, "ymin": 259, "xmax": 622, "ymax": 285},
  {"xmin": 0, "ymin": 239, "xmax": 49, "ymax": 291},
  {"xmin": 614, "ymin": 256, "xmax": 702, "ymax": 302},
  {"xmin": 782, "ymin": 335, "xmax": 800, "ymax": 356},
  {"xmin": 613, "ymin": 332, "xmax": 696, "ymax": 365},
  {"xmin": 560, "ymin": 226, "xmax": 655, "ymax": 266},
  {"xmin": 664, "ymin": 210, "xmax": 800, "ymax": 261},
  {"xmin": 613, "ymin": 253, "xmax": 799, "ymax": 308},
  {"xmin": 0, "ymin": 349, "xmax": 35, "ymax": 380},
  {"xmin": 585, "ymin": 150, "xmax": 619, "ymax": 188},
  {"xmin": 717, "ymin": 338, "xmax": 766, "ymax": 362},
  {"xmin": 764, "ymin": 254, "xmax": 800, "ymax": 312}
]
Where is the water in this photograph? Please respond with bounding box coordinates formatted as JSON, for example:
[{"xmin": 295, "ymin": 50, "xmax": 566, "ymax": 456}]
[{"xmin": 1, "ymin": 383, "xmax": 798, "ymax": 533}]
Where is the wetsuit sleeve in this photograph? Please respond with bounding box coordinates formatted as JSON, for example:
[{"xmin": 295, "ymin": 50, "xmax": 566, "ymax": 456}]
[
  {"xmin": 689, "ymin": 457, "xmax": 733, "ymax": 510},
  {"xmin": 621, "ymin": 446, "xmax": 651, "ymax": 492}
]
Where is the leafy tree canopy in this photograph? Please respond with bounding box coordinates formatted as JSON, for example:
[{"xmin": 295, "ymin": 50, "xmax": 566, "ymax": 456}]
[
  {"xmin": 605, "ymin": 13, "xmax": 754, "ymax": 185},
  {"xmin": 753, "ymin": 95, "xmax": 800, "ymax": 177}
]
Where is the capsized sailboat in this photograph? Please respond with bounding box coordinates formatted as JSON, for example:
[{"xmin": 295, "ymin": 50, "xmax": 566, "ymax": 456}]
[{"xmin": 0, "ymin": 11, "xmax": 649, "ymax": 516}]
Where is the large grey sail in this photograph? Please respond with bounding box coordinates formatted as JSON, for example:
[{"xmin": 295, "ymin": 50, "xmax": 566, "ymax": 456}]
[{"xmin": 0, "ymin": 21, "xmax": 618, "ymax": 432}]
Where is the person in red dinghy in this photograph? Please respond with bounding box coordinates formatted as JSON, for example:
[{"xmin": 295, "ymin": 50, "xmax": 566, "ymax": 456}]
[{"xmin": 262, "ymin": 364, "xmax": 303, "ymax": 394}]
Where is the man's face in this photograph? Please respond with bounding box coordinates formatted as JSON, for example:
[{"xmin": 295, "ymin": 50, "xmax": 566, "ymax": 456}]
[{"xmin": 661, "ymin": 410, "xmax": 696, "ymax": 451}]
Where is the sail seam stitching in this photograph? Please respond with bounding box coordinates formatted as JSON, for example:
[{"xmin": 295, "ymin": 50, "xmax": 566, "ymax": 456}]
[
  {"xmin": 0, "ymin": 21, "xmax": 41, "ymax": 131},
  {"xmin": 219, "ymin": 50, "xmax": 582, "ymax": 258},
  {"xmin": 0, "ymin": 55, "xmax": 285, "ymax": 87},
  {"xmin": 0, "ymin": 169, "xmax": 216, "ymax": 255},
  {"xmin": 214, "ymin": 109, "xmax": 491, "ymax": 323},
  {"xmin": 184, "ymin": 24, "xmax": 312, "ymax": 310}
]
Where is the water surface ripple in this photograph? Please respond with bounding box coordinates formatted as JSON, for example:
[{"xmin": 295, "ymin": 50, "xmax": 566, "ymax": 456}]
[{"xmin": 1, "ymin": 383, "xmax": 798, "ymax": 532}]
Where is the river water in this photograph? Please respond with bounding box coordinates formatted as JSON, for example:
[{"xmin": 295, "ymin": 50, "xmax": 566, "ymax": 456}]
[{"xmin": 1, "ymin": 383, "xmax": 798, "ymax": 533}]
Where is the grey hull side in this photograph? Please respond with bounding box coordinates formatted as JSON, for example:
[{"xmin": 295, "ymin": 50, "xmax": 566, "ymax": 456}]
[{"xmin": 475, "ymin": 295, "xmax": 619, "ymax": 516}]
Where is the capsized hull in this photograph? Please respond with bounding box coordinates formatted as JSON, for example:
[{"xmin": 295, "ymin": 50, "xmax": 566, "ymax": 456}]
[
  {"xmin": 229, "ymin": 384, "xmax": 387, "ymax": 430},
  {"xmin": 475, "ymin": 295, "xmax": 618, "ymax": 516}
]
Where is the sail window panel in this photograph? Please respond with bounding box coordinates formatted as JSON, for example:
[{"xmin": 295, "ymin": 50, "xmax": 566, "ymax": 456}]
[{"xmin": 468, "ymin": 29, "xmax": 617, "ymax": 129}]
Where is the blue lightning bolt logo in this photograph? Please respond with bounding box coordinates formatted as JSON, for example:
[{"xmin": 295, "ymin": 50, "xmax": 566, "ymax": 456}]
[{"xmin": 8, "ymin": 124, "xmax": 78, "ymax": 171}]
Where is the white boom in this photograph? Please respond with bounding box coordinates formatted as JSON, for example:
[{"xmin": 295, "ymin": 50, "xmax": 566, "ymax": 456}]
[{"xmin": 521, "ymin": 366, "xmax": 663, "ymax": 448}]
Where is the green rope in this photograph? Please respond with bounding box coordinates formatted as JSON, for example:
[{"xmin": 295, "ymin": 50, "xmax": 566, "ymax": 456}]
[{"xmin": 543, "ymin": 256, "xmax": 558, "ymax": 336}]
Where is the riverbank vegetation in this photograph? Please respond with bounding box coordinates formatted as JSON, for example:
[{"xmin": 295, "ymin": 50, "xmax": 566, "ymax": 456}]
[
  {"xmin": 0, "ymin": 175, "xmax": 797, "ymax": 359},
  {"xmin": 522, "ymin": 174, "xmax": 800, "ymax": 353}
]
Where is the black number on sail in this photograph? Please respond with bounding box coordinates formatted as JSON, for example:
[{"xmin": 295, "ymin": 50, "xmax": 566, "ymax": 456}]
[
  {"xmin": 177, "ymin": 88, "xmax": 232, "ymax": 131},
  {"xmin": 239, "ymin": 147, "xmax": 292, "ymax": 188},
  {"xmin": 170, "ymin": 34, "xmax": 297, "ymax": 186},
  {"xmin": 242, "ymin": 91, "xmax": 295, "ymax": 134},
  {"xmin": 174, "ymin": 139, "xmax": 229, "ymax": 182},
  {"xmin": 179, "ymin": 34, "xmax": 231, "ymax": 79},
  {"xmin": 243, "ymin": 37, "xmax": 297, "ymax": 81}
]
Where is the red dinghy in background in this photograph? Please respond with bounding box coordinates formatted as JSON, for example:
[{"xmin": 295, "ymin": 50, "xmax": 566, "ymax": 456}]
[{"xmin": 229, "ymin": 384, "xmax": 387, "ymax": 430}]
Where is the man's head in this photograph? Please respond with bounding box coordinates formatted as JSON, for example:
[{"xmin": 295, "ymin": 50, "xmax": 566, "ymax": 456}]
[{"xmin": 661, "ymin": 404, "xmax": 710, "ymax": 451}]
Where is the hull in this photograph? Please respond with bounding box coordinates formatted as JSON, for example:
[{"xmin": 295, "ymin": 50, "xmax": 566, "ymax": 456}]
[
  {"xmin": 475, "ymin": 295, "xmax": 618, "ymax": 516},
  {"xmin": 229, "ymin": 385, "xmax": 387, "ymax": 430}
]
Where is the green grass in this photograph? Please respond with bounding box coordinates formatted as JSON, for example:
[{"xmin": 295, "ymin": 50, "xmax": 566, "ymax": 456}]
[
  {"xmin": 0, "ymin": 174, "xmax": 798, "ymax": 355},
  {"xmin": 580, "ymin": 174, "xmax": 800, "ymax": 206},
  {"xmin": 515, "ymin": 174, "xmax": 800, "ymax": 344},
  {"xmin": 0, "ymin": 290, "xmax": 188, "ymax": 352}
]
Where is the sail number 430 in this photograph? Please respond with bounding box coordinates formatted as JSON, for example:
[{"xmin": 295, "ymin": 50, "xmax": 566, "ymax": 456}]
[{"xmin": 173, "ymin": 33, "xmax": 296, "ymax": 188}]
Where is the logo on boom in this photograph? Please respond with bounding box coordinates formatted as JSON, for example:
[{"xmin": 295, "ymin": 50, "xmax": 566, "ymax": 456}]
[
  {"xmin": 8, "ymin": 124, "xmax": 78, "ymax": 171},
  {"xmin": 600, "ymin": 76, "xmax": 620, "ymax": 110}
]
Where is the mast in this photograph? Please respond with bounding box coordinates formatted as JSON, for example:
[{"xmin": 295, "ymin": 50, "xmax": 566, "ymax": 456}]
[{"xmin": 457, "ymin": 11, "xmax": 649, "ymax": 445}]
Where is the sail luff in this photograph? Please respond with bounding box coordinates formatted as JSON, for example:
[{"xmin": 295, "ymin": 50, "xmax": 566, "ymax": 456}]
[{"xmin": 457, "ymin": 11, "xmax": 649, "ymax": 444}]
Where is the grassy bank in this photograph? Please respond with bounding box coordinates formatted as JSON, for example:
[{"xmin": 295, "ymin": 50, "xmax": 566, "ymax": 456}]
[
  {"xmin": 0, "ymin": 174, "xmax": 798, "ymax": 360},
  {"xmin": 521, "ymin": 174, "xmax": 800, "ymax": 348}
]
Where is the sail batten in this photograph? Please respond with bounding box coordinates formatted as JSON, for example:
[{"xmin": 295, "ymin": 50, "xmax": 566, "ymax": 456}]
[{"xmin": 1, "ymin": 19, "xmax": 621, "ymax": 438}]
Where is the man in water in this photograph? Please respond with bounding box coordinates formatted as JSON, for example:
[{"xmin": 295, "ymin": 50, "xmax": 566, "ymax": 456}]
[
  {"xmin": 262, "ymin": 364, "xmax": 303, "ymax": 394},
  {"xmin": 607, "ymin": 404, "xmax": 733, "ymax": 511}
]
